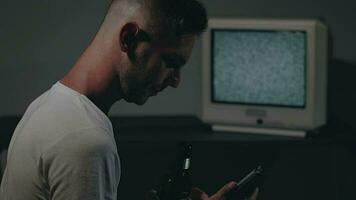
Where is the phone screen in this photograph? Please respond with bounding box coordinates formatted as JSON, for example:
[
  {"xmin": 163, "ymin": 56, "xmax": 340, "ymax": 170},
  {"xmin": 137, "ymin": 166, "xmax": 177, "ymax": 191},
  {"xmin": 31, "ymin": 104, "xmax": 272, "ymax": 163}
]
[{"xmin": 227, "ymin": 166, "xmax": 263, "ymax": 200}]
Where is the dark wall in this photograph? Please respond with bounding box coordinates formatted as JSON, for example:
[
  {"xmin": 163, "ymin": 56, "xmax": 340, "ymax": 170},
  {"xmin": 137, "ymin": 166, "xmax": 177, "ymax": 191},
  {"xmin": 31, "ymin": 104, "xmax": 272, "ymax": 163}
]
[{"xmin": 1, "ymin": 0, "xmax": 356, "ymax": 122}]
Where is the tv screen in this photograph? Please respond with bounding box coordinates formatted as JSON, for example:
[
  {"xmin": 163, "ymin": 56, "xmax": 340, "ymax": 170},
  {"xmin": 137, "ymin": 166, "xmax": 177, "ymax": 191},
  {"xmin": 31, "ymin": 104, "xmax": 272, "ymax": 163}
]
[{"xmin": 212, "ymin": 30, "xmax": 306, "ymax": 107}]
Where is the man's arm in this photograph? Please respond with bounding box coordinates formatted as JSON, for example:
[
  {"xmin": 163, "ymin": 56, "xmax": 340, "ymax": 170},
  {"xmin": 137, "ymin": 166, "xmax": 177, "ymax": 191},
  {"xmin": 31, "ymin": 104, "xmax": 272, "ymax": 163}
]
[{"xmin": 40, "ymin": 128, "xmax": 120, "ymax": 200}]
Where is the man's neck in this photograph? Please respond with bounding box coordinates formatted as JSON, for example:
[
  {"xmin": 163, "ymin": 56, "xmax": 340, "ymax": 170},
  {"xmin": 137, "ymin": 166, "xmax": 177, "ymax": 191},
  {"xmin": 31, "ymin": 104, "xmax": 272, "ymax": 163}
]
[{"xmin": 60, "ymin": 40, "xmax": 123, "ymax": 115}]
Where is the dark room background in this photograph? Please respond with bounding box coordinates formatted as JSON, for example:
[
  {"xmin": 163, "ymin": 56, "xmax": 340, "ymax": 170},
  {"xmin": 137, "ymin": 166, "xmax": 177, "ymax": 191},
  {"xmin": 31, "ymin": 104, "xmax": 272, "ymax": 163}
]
[
  {"xmin": 1, "ymin": 0, "xmax": 356, "ymax": 200},
  {"xmin": 1, "ymin": 0, "xmax": 356, "ymax": 124}
]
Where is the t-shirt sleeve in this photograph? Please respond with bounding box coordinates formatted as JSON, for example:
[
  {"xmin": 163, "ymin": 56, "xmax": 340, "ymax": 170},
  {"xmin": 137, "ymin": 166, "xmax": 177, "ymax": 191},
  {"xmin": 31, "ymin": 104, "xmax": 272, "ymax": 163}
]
[{"xmin": 40, "ymin": 128, "xmax": 120, "ymax": 200}]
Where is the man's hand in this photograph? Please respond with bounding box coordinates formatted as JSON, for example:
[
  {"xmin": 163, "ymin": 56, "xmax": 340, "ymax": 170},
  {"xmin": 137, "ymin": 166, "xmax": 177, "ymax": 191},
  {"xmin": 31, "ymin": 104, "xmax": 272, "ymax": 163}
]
[
  {"xmin": 145, "ymin": 181, "xmax": 258, "ymax": 200},
  {"xmin": 190, "ymin": 181, "xmax": 259, "ymax": 200}
]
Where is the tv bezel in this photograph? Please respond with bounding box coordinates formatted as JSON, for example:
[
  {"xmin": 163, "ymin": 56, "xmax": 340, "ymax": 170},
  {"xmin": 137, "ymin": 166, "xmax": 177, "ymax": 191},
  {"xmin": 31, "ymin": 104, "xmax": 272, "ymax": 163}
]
[{"xmin": 201, "ymin": 18, "xmax": 327, "ymax": 131}]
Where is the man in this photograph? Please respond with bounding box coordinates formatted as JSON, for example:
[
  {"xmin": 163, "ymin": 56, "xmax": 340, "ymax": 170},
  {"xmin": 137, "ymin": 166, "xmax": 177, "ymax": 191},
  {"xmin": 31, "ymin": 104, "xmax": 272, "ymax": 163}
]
[{"xmin": 0, "ymin": 0, "xmax": 257, "ymax": 199}]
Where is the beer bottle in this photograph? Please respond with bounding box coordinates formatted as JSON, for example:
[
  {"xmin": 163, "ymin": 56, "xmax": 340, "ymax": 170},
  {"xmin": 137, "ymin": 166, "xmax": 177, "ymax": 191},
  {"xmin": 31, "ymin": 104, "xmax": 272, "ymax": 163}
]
[{"xmin": 171, "ymin": 143, "xmax": 193, "ymax": 200}]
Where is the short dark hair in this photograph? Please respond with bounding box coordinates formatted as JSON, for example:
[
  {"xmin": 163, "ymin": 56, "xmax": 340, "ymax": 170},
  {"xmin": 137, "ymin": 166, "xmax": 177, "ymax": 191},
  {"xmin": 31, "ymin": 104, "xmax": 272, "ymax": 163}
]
[{"xmin": 148, "ymin": 0, "xmax": 208, "ymax": 37}]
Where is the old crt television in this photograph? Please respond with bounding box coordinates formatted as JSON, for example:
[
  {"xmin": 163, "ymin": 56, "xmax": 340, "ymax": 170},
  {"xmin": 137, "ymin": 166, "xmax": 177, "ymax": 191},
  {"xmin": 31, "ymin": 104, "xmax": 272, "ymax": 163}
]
[{"xmin": 201, "ymin": 18, "xmax": 328, "ymax": 137}]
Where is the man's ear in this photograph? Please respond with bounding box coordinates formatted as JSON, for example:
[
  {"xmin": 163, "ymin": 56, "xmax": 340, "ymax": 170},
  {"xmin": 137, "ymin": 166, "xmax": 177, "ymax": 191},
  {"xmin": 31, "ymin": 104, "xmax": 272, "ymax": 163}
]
[{"xmin": 119, "ymin": 22, "xmax": 140, "ymax": 53}]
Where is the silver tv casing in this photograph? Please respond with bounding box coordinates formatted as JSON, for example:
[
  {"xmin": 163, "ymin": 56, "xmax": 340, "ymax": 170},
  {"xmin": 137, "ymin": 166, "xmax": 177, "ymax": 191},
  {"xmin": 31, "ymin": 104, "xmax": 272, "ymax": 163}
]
[{"xmin": 201, "ymin": 18, "xmax": 328, "ymax": 134}]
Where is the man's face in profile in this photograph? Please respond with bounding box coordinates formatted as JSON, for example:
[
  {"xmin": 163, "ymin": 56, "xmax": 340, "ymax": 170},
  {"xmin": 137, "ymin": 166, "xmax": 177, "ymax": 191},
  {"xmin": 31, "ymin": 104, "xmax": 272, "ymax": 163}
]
[{"xmin": 120, "ymin": 33, "xmax": 196, "ymax": 105}]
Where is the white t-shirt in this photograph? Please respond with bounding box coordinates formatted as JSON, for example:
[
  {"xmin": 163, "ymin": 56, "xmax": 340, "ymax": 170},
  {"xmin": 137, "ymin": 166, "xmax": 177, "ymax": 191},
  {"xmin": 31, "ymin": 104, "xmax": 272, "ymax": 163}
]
[{"xmin": 0, "ymin": 82, "xmax": 120, "ymax": 200}]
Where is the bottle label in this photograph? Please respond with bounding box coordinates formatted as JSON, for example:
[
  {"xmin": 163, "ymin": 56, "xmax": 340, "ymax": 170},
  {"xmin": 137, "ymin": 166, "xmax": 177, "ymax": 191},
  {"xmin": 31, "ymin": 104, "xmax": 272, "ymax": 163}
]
[{"xmin": 183, "ymin": 158, "xmax": 190, "ymax": 170}]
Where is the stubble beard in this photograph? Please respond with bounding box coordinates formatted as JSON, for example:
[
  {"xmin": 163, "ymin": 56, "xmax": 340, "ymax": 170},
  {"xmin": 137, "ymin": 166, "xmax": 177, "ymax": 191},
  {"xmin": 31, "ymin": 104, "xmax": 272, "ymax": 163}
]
[
  {"xmin": 121, "ymin": 45, "xmax": 155, "ymax": 105},
  {"xmin": 120, "ymin": 64, "xmax": 150, "ymax": 105}
]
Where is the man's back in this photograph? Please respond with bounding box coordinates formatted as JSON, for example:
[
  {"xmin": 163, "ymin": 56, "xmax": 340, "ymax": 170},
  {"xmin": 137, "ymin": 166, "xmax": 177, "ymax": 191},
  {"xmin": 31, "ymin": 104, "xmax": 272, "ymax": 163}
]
[{"xmin": 0, "ymin": 82, "xmax": 120, "ymax": 200}]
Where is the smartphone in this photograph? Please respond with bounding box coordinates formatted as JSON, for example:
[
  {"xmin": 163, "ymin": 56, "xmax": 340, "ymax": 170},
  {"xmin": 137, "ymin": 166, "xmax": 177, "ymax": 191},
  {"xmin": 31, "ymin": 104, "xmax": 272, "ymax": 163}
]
[{"xmin": 227, "ymin": 165, "xmax": 263, "ymax": 200}]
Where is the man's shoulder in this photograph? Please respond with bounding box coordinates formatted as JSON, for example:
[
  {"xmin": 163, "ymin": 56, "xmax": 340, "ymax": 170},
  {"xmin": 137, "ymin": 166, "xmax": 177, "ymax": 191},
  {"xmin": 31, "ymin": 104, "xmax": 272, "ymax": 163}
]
[
  {"xmin": 16, "ymin": 83, "xmax": 116, "ymax": 157},
  {"xmin": 22, "ymin": 88, "xmax": 98, "ymax": 137},
  {"xmin": 23, "ymin": 82, "xmax": 112, "ymax": 136}
]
